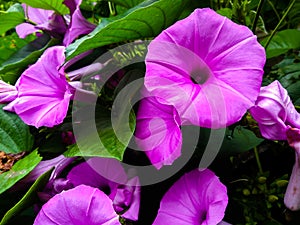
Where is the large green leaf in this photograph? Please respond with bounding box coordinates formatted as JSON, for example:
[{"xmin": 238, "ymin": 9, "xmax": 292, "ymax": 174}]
[
  {"xmin": 261, "ymin": 29, "xmax": 300, "ymax": 58},
  {"xmin": 0, "ymin": 34, "xmax": 59, "ymax": 76},
  {"xmin": 103, "ymin": 0, "xmax": 144, "ymax": 8},
  {"xmin": 66, "ymin": 0, "xmax": 186, "ymax": 60},
  {"xmin": 0, "ymin": 33, "xmax": 35, "ymax": 67},
  {"xmin": 220, "ymin": 126, "xmax": 264, "ymax": 154},
  {"xmin": 64, "ymin": 106, "xmax": 136, "ymax": 160},
  {"xmin": 0, "ymin": 149, "xmax": 42, "ymax": 194},
  {"xmin": 19, "ymin": 0, "xmax": 69, "ymax": 15},
  {"xmin": 0, "ymin": 168, "xmax": 53, "ymax": 225},
  {"xmin": 0, "ymin": 4, "xmax": 25, "ymax": 34},
  {"xmin": 0, "ymin": 105, "xmax": 34, "ymax": 154}
]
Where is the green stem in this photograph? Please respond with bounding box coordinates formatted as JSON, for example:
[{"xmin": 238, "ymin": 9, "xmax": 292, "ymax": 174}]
[
  {"xmin": 251, "ymin": 0, "xmax": 265, "ymax": 33},
  {"xmin": 267, "ymin": 0, "xmax": 280, "ymax": 21},
  {"xmin": 254, "ymin": 147, "xmax": 263, "ymax": 174},
  {"xmin": 108, "ymin": 2, "xmax": 116, "ymax": 16},
  {"xmin": 264, "ymin": 0, "xmax": 296, "ymax": 49}
]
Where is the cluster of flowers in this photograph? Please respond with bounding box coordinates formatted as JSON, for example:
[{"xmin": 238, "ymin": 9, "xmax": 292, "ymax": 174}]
[{"xmin": 2, "ymin": 3, "xmax": 298, "ymax": 224}]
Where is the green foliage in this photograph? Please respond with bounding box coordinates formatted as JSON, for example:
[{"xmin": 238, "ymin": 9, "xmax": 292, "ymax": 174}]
[
  {"xmin": 0, "ymin": 34, "xmax": 59, "ymax": 81},
  {"xmin": 64, "ymin": 106, "xmax": 136, "ymax": 160},
  {"xmin": 0, "ymin": 33, "xmax": 35, "ymax": 67},
  {"xmin": 261, "ymin": 29, "xmax": 300, "ymax": 58},
  {"xmin": 66, "ymin": 0, "xmax": 187, "ymax": 60},
  {"xmin": 0, "ymin": 168, "xmax": 53, "ymax": 225},
  {"xmin": 0, "ymin": 105, "xmax": 34, "ymax": 154},
  {"xmin": 0, "ymin": 149, "xmax": 42, "ymax": 194},
  {"xmin": 220, "ymin": 126, "xmax": 264, "ymax": 154},
  {"xmin": 0, "ymin": 4, "xmax": 24, "ymax": 35},
  {"xmin": 103, "ymin": 0, "xmax": 144, "ymax": 9},
  {"xmin": 19, "ymin": 0, "xmax": 69, "ymax": 15}
]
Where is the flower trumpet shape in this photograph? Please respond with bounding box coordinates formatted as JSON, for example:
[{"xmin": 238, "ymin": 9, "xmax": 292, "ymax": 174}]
[
  {"xmin": 284, "ymin": 127, "xmax": 300, "ymax": 211},
  {"xmin": 34, "ymin": 185, "xmax": 121, "ymax": 225},
  {"xmin": 153, "ymin": 169, "xmax": 228, "ymax": 225},
  {"xmin": 144, "ymin": 8, "xmax": 265, "ymax": 129},
  {"xmin": 250, "ymin": 80, "xmax": 300, "ymax": 140},
  {"xmin": 4, "ymin": 46, "xmax": 73, "ymax": 128}
]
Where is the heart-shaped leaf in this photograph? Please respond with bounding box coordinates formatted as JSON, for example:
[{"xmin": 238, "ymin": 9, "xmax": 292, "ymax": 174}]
[{"xmin": 0, "ymin": 105, "xmax": 34, "ymax": 154}]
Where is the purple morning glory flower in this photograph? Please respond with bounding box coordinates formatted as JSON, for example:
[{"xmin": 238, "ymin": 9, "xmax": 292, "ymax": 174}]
[
  {"xmin": 16, "ymin": 1, "xmax": 95, "ymax": 46},
  {"xmin": 249, "ymin": 80, "xmax": 300, "ymax": 140},
  {"xmin": 144, "ymin": 8, "xmax": 265, "ymax": 128},
  {"xmin": 4, "ymin": 46, "xmax": 73, "ymax": 128},
  {"xmin": 67, "ymin": 157, "xmax": 141, "ymax": 221},
  {"xmin": 16, "ymin": 4, "xmax": 67, "ymax": 39},
  {"xmin": 63, "ymin": 0, "xmax": 96, "ymax": 46},
  {"xmin": 284, "ymin": 127, "xmax": 300, "ymax": 211},
  {"xmin": 0, "ymin": 80, "xmax": 18, "ymax": 103},
  {"xmin": 135, "ymin": 95, "xmax": 182, "ymax": 169},
  {"xmin": 34, "ymin": 184, "xmax": 121, "ymax": 225},
  {"xmin": 153, "ymin": 169, "xmax": 228, "ymax": 225}
]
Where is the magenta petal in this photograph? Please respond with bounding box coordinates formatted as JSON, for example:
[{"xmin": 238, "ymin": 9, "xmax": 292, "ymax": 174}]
[
  {"xmin": 249, "ymin": 80, "xmax": 300, "ymax": 140},
  {"xmin": 16, "ymin": 23, "xmax": 41, "ymax": 38},
  {"xmin": 34, "ymin": 185, "xmax": 120, "ymax": 225},
  {"xmin": 16, "ymin": 5, "xmax": 53, "ymax": 38},
  {"xmin": 135, "ymin": 96, "xmax": 182, "ymax": 169},
  {"xmin": 145, "ymin": 8, "xmax": 265, "ymax": 128},
  {"xmin": 0, "ymin": 80, "xmax": 17, "ymax": 103},
  {"xmin": 153, "ymin": 169, "xmax": 228, "ymax": 225},
  {"xmin": 67, "ymin": 157, "xmax": 127, "ymax": 199},
  {"xmin": 10, "ymin": 46, "xmax": 72, "ymax": 128},
  {"xmin": 63, "ymin": 8, "xmax": 96, "ymax": 46},
  {"xmin": 114, "ymin": 176, "xmax": 141, "ymax": 221}
]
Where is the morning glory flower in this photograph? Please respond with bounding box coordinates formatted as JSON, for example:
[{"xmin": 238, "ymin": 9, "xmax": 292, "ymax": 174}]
[
  {"xmin": 4, "ymin": 46, "xmax": 73, "ymax": 128},
  {"xmin": 135, "ymin": 95, "xmax": 182, "ymax": 169},
  {"xmin": 284, "ymin": 127, "xmax": 300, "ymax": 211},
  {"xmin": 16, "ymin": 1, "xmax": 95, "ymax": 46},
  {"xmin": 0, "ymin": 80, "xmax": 18, "ymax": 103},
  {"xmin": 249, "ymin": 80, "xmax": 300, "ymax": 140},
  {"xmin": 34, "ymin": 185, "xmax": 121, "ymax": 225},
  {"xmin": 153, "ymin": 169, "xmax": 228, "ymax": 225},
  {"xmin": 63, "ymin": 0, "xmax": 96, "ymax": 46},
  {"xmin": 144, "ymin": 8, "xmax": 265, "ymax": 128},
  {"xmin": 67, "ymin": 157, "xmax": 141, "ymax": 221},
  {"xmin": 16, "ymin": 4, "xmax": 67, "ymax": 39}
]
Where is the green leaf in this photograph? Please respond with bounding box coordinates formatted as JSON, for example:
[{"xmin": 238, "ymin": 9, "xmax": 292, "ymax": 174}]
[
  {"xmin": 0, "ymin": 33, "xmax": 35, "ymax": 67},
  {"xmin": 0, "ymin": 105, "xmax": 34, "ymax": 154},
  {"xmin": 0, "ymin": 168, "xmax": 53, "ymax": 225},
  {"xmin": 220, "ymin": 126, "xmax": 264, "ymax": 154},
  {"xmin": 0, "ymin": 149, "xmax": 42, "ymax": 194},
  {"xmin": 64, "ymin": 106, "xmax": 136, "ymax": 160},
  {"xmin": 0, "ymin": 4, "xmax": 25, "ymax": 34},
  {"xmin": 217, "ymin": 8, "xmax": 233, "ymax": 19},
  {"xmin": 66, "ymin": 0, "xmax": 186, "ymax": 60},
  {"xmin": 103, "ymin": 0, "xmax": 144, "ymax": 8},
  {"xmin": 261, "ymin": 29, "xmax": 300, "ymax": 58},
  {"xmin": 19, "ymin": 0, "xmax": 69, "ymax": 15},
  {"xmin": 0, "ymin": 34, "xmax": 59, "ymax": 75}
]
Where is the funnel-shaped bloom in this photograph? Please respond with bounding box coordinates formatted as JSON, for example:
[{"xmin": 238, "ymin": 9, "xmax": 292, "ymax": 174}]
[
  {"xmin": 153, "ymin": 169, "xmax": 228, "ymax": 225},
  {"xmin": 16, "ymin": 4, "xmax": 67, "ymax": 39},
  {"xmin": 249, "ymin": 80, "xmax": 300, "ymax": 140},
  {"xmin": 284, "ymin": 127, "xmax": 300, "ymax": 211},
  {"xmin": 34, "ymin": 185, "xmax": 121, "ymax": 225},
  {"xmin": 67, "ymin": 157, "xmax": 141, "ymax": 221},
  {"xmin": 0, "ymin": 80, "xmax": 17, "ymax": 103},
  {"xmin": 63, "ymin": 0, "xmax": 96, "ymax": 46},
  {"xmin": 145, "ymin": 8, "xmax": 265, "ymax": 128},
  {"xmin": 4, "ymin": 46, "xmax": 73, "ymax": 128},
  {"xmin": 135, "ymin": 95, "xmax": 182, "ymax": 169}
]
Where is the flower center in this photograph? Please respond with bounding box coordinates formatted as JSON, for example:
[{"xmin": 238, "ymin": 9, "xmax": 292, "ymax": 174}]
[{"xmin": 190, "ymin": 68, "xmax": 210, "ymax": 85}]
